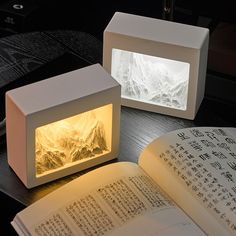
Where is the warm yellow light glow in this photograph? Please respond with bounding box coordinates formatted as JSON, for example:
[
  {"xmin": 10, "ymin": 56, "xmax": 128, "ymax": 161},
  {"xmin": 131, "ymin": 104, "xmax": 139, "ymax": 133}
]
[{"xmin": 35, "ymin": 104, "xmax": 112, "ymax": 177}]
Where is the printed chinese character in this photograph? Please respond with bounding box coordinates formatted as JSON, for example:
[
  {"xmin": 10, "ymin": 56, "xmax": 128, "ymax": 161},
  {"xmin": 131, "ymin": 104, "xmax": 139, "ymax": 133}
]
[
  {"xmin": 217, "ymin": 143, "xmax": 231, "ymax": 152},
  {"xmin": 229, "ymin": 152, "xmax": 236, "ymax": 159},
  {"xmin": 210, "ymin": 161, "xmax": 224, "ymax": 170},
  {"xmin": 213, "ymin": 129, "xmax": 227, "ymax": 136},
  {"xmin": 200, "ymin": 139, "xmax": 216, "ymax": 148},
  {"xmin": 212, "ymin": 151, "xmax": 227, "ymax": 159},
  {"xmin": 205, "ymin": 131, "xmax": 219, "ymax": 141},
  {"xmin": 199, "ymin": 153, "xmax": 211, "ymax": 161},
  {"xmin": 221, "ymin": 171, "xmax": 234, "ymax": 183},
  {"xmin": 189, "ymin": 141, "xmax": 203, "ymax": 152},
  {"xmin": 232, "ymin": 186, "xmax": 236, "ymax": 194},
  {"xmin": 190, "ymin": 129, "xmax": 205, "ymax": 137},
  {"xmin": 177, "ymin": 132, "xmax": 190, "ymax": 141},
  {"xmin": 228, "ymin": 162, "xmax": 236, "ymax": 171},
  {"xmin": 187, "ymin": 154, "xmax": 195, "ymax": 159},
  {"xmin": 225, "ymin": 137, "xmax": 236, "ymax": 144}
]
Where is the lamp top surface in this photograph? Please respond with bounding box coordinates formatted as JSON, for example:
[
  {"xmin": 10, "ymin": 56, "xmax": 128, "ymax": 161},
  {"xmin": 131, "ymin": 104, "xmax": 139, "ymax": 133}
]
[
  {"xmin": 105, "ymin": 12, "xmax": 209, "ymax": 49},
  {"xmin": 6, "ymin": 64, "xmax": 120, "ymax": 115}
]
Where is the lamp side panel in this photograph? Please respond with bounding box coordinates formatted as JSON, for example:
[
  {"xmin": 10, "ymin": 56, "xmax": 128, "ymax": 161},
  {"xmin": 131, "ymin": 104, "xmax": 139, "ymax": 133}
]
[
  {"xmin": 103, "ymin": 31, "xmax": 113, "ymax": 74},
  {"xmin": 6, "ymin": 93, "xmax": 27, "ymax": 185},
  {"xmin": 110, "ymin": 85, "xmax": 121, "ymax": 158},
  {"xmin": 195, "ymin": 31, "xmax": 209, "ymax": 114}
]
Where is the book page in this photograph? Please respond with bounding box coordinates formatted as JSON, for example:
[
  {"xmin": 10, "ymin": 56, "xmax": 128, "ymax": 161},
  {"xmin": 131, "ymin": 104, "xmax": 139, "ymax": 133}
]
[
  {"xmin": 12, "ymin": 162, "xmax": 205, "ymax": 236},
  {"xmin": 139, "ymin": 127, "xmax": 236, "ymax": 236}
]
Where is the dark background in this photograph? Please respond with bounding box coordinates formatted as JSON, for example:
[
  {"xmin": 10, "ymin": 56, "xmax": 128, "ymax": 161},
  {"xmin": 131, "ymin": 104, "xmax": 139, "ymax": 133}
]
[
  {"xmin": 0, "ymin": 0, "xmax": 236, "ymax": 39},
  {"xmin": 1, "ymin": 0, "xmax": 236, "ymax": 76}
]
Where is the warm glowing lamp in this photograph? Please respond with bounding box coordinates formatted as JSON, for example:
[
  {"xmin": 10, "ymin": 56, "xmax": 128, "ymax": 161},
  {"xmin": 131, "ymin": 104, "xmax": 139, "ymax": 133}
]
[
  {"xmin": 103, "ymin": 12, "xmax": 209, "ymax": 119},
  {"xmin": 6, "ymin": 64, "xmax": 121, "ymax": 188}
]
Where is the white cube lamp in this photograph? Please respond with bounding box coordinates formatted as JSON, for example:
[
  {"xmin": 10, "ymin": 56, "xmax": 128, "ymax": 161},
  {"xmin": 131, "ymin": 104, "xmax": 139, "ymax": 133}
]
[
  {"xmin": 6, "ymin": 64, "xmax": 121, "ymax": 188},
  {"xmin": 103, "ymin": 12, "xmax": 209, "ymax": 120}
]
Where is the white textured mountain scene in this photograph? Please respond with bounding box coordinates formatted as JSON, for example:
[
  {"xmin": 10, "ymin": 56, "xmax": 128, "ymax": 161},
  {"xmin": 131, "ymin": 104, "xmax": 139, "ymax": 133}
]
[{"xmin": 112, "ymin": 49, "xmax": 190, "ymax": 110}]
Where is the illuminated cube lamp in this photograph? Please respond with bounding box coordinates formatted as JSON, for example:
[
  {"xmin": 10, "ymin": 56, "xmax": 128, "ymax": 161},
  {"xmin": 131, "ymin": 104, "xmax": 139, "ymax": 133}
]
[
  {"xmin": 6, "ymin": 64, "xmax": 121, "ymax": 188},
  {"xmin": 103, "ymin": 12, "xmax": 209, "ymax": 119}
]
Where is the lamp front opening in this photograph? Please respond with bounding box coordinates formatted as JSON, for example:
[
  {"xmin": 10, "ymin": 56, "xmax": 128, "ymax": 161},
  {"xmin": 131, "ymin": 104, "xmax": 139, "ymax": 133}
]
[
  {"xmin": 35, "ymin": 104, "xmax": 113, "ymax": 177},
  {"xmin": 111, "ymin": 48, "xmax": 190, "ymax": 111}
]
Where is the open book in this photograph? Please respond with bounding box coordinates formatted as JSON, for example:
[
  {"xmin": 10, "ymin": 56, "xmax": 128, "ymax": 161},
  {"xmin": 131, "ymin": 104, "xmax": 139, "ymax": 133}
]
[{"xmin": 12, "ymin": 127, "xmax": 236, "ymax": 236}]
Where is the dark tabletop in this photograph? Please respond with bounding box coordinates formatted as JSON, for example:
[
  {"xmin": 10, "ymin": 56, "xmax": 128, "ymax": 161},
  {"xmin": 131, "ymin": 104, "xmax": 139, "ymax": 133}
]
[{"xmin": 0, "ymin": 98, "xmax": 235, "ymax": 206}]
